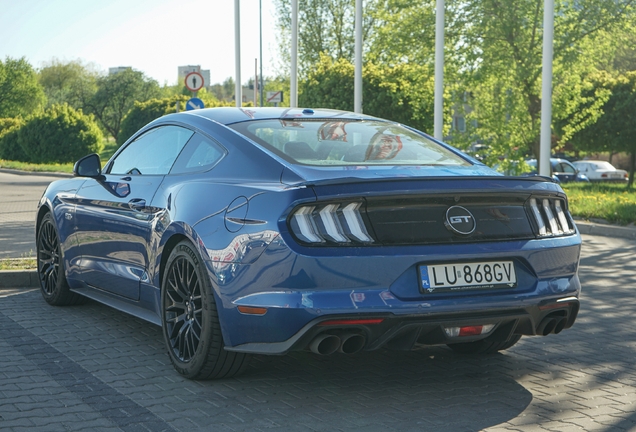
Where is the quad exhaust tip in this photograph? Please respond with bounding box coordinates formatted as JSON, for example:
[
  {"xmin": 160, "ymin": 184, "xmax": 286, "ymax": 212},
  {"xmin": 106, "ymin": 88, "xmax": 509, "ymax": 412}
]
[
  {"xmin": 309, "ymin": 334, "xmax": 341, "ymax": 355},
  {"xmin": 309, "ymin": 333, "xmax": 366, "ymax": 355},
  {"xmin": 537, "ymin": 316, "xmax": 568, "ymax": 336},
  {"xmin": 338, "ymin": 333, "xmax": 366, "ymax": 354}
]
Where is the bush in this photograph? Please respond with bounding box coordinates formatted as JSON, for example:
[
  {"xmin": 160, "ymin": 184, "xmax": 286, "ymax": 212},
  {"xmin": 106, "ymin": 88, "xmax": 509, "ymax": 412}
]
[
  {"xmin": 118, "ymin": 96, "xmax": 188, "ymax": 146},
  {"xmin": 16, "ymin": 104, "xmax": 103, "ymax": 164},
  {"xmin": 0, "ymin": 117, "xmax": 27, "ymax": 161}
]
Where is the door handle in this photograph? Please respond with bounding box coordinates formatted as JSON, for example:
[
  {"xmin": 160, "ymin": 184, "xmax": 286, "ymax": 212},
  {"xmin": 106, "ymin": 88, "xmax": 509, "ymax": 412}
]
[{"xmin": 128, "ymin": 198, "xmax": 146, "ymax": 210}]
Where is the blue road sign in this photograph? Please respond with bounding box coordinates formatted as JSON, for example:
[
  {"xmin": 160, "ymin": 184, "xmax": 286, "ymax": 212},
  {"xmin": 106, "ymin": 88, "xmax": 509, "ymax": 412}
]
[{"xmin": 186, "ymin": 97, "xmax": 205, "ymax": 111}]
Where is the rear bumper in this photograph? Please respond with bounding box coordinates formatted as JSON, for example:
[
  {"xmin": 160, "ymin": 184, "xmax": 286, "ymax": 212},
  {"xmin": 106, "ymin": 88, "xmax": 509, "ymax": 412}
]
[
  {"xmin": 210, "ymin": 233, "xmax": 582, "ymax": 352},
  {"xmin": 226, "ymin": 294, "xmax": 580, "ymax": 355}
]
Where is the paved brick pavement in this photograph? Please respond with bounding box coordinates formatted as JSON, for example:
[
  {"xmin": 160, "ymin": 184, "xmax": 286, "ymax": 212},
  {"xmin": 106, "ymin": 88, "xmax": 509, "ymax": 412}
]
[{"xmin": 0, "ymin": 234, "xmax": 635, "ymax": 431}]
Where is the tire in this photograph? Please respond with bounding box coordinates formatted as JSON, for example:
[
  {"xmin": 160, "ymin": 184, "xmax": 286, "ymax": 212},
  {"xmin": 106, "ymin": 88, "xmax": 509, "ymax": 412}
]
[
  {"xmin": 447, "ymin": 334, "xmax": 522, "ymax": 355},
  {"xmin": 37, "ymin": 213, "xmax": 85, "ymax": 306},
  {"xmin": 161, "ymin": 240, "xmax": 250, "ymax": 380}
]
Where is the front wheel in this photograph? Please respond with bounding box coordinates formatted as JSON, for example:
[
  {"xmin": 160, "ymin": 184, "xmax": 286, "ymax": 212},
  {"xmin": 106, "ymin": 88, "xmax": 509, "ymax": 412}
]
[
  {"xmin": 37, "ymin": 213, "xmax": 85, "ymax": 306},
  {"xmin": 161, "ymin": 240, "xmax": 250, "ymax": 380}
]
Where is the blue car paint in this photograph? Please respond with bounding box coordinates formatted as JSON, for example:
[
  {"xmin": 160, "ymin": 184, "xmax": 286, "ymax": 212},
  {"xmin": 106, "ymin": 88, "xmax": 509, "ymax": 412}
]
[{"xmin": 37, "ymin": 107, "xmax": 582, "ymax": 355}]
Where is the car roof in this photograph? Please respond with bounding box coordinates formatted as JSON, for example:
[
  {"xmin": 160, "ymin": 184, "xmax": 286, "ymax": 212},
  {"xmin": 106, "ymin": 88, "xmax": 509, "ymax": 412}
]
[
  {"xmin": 526, "ymin": 158, "xmax": 572, "ymax": 164},
  {"xmin": 178, "ymin": 107, "xmax": 382, "ymax": 125}
]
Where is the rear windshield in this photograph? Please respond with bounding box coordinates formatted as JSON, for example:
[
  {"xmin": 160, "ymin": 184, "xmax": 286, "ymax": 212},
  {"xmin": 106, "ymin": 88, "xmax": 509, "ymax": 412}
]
[{"xmin": 228, "ymin": 119, "xmax": 471, "ymax": 166}]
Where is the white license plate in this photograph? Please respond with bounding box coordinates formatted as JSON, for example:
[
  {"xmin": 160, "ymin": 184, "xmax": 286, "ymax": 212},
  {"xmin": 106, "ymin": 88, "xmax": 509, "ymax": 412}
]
[
  {"xmin": 610, "ymin": 173, "xmax": 623, "ymax": 178},
  {"xmin": 419, "ymin": 261, "xmax": 517, "ymax": 293}
]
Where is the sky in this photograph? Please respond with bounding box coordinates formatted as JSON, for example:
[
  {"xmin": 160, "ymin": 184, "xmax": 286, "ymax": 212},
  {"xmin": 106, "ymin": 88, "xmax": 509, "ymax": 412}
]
[{"xmin": 0, "ymin": 0, "xmax": 281, "ymax": 86}]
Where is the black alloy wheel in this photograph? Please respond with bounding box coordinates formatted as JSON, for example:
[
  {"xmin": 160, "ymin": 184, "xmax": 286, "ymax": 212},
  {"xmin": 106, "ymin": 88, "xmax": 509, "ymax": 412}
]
[
  {"xmin": 37, "ymin": 213, "xmax": 85, "ymax": 306},
  {"xmin": 161, "ymin": 240, "xmax": 250, "ymax": 379}
]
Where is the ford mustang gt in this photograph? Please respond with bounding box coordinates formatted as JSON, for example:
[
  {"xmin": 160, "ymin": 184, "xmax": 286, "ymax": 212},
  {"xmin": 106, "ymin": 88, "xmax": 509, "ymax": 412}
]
[{"xmin": 36, "ymin": 107, "xmax": 581, "ymax": 379}]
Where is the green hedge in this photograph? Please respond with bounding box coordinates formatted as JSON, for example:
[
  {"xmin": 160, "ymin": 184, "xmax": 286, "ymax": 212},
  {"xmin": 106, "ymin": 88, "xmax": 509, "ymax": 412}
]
[
  {"xmin": 16, "ymin": 104, "xmax": 103, "ymax": 164},
  {"xmin": 0, "ymin": 117, "xmax": 27, "ymax": 161}
]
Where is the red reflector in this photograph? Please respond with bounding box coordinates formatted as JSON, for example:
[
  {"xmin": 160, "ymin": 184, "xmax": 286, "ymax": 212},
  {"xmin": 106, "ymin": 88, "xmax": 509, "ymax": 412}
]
[
  {"xmin": 601, "ymin": 173, "xmax": 607, "ymax": 178},
  {"xmin": 237, "ymin": 306, "xmax": 268, "ymax": 315},
  {"xmin": 539, "ymin": 302, "xmax": 570, "ymax": 311},
  {"xmin": 318, "ymin": 318, "xmax": 384, "ymax": 326},
  {"xmin": 458, "ymin": 325, "xmax": 483, "ymax": 337}
]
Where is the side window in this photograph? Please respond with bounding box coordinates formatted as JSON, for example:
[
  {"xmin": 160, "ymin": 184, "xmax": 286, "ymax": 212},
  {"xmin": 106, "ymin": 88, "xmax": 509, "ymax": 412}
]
[
  {"xmin": 561, "ymin": 163, "xmax": 576, "ymax": 174},
  {"xmin": 108, "ymin": 126, "xmax": 194, "ymax": 175},
  {"xmin": 170, "ymin": 133, "xmax": 225, "ymax": 174}
]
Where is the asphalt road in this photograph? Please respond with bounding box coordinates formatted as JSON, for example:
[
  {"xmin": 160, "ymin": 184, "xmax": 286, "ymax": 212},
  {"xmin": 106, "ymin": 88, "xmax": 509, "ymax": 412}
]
[{"xmin": 0, "ymin": 170, "xmax": 69, "ymax": 258}]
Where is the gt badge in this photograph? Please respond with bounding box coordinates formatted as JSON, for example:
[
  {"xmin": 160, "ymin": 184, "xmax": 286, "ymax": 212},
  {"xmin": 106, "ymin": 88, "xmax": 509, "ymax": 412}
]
[{"xmin": 445, "ymin": 206, "xmax": 476, "ymax": 235}]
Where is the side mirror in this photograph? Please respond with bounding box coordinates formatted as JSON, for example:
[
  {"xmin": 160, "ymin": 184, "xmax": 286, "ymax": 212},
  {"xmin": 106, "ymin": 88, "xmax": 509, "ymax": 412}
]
[{"xmin": 73, "ymin": 153, "xmax": 103, "ymax": 178}]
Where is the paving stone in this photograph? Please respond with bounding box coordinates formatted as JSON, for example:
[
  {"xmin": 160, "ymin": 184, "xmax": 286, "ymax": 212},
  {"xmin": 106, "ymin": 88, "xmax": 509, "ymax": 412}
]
[{"xmin": 0, "ymin": 234, "xmax": 635, "ymax": 431}]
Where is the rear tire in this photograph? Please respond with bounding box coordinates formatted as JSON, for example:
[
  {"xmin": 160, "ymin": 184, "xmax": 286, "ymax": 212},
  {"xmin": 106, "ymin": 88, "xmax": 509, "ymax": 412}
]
[
  {"xmin": 161, "ymin": 240, "xmax": 250, "ymax": 380},
  {"xmin": 447, "ymin": 334, "xmax": 522, "ymax": 355},
  {"xmin": 37, "ymin": 213, "xmax": 85, "ymax": 306}
]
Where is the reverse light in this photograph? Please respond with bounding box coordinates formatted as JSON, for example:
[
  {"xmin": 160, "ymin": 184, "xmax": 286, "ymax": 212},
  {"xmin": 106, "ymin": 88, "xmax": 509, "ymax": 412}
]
[
  {"xmin": 290, "ymin": 202, "xmax": 374, "ymax": 245},
  {"xmin": 444, "ymin": 324, "xmax": 495, "ymax": 337}
]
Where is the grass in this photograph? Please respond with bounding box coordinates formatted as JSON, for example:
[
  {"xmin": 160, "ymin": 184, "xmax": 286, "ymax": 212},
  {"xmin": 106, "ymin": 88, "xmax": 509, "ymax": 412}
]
[
  {"xmin": 0, "ymin": 138, "xmax": 119, "ymax": 174},
  {"xmin": 0, "ymin": 257, "xmax": 37, "ymax": 270},
  {"xmin": 562, "ymin": 183, "xmax": 636, "ymax": 226}
]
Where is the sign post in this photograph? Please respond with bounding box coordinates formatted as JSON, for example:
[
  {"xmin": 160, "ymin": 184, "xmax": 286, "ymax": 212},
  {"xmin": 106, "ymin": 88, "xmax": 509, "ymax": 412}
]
[{"xmin": 185, "ymin": 71, "xmax": 206, "ymax": 111}]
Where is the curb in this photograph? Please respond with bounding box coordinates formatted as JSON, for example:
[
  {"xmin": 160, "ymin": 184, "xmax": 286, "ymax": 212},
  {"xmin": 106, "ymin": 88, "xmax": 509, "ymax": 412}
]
[
  {"xmin": 1, "ymin": 222, "xmax": 633, "ymax": 292},
  {"xmin": 0, "ymin": 168, "xmax": 72, "ymax": 178},
  {"xmin": 574, "ymin": 220, "xmax": 636, "ymax": 240},
  {"xmin": 0, "ymin": 270, "xmax": 38, "ymax": 289}
]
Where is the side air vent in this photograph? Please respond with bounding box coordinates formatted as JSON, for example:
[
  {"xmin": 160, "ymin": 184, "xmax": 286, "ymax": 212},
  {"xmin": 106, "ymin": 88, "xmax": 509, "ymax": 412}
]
[{"xmin": 526, "ymin": 197, "xmax": 575, "ymax": 237}]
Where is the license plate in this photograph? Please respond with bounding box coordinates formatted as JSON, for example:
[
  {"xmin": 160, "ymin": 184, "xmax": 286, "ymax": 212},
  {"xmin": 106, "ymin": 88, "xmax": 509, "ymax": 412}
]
[
  {"xmin": 419, "ymin": 261, "xmax": 517, "ymax": 293},
  {"xmin": 610, "ymin": 173, "xmax": 623, "ymax": 178}
]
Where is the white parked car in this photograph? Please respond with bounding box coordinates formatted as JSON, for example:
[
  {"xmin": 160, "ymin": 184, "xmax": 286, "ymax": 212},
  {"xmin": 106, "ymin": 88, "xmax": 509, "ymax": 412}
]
[{"xmin": 572, "ymin": 160, "xmax": 628, "ymax": 182}]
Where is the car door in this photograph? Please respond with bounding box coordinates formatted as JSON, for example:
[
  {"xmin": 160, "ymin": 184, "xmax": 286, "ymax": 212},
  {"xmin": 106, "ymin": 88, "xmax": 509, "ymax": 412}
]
[
  {"xmin": 554, "ymin": 161, "xmax": 577, "ymax": 183},
  {"xmin": 74, "ymin": 125, "xmax": 194, "ymax": 299}
]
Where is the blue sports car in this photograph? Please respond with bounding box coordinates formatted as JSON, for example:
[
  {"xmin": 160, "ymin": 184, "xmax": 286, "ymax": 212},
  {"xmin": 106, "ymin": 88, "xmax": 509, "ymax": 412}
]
[{"xmin": 36, "ymin": 108, "xmax": 581, "ymax": 379}]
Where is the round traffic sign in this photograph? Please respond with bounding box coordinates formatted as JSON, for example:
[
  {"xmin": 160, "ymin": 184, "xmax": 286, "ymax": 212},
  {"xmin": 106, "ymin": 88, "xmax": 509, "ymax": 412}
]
[
  {"xmin": 186, "ymin": 97, "xmax": 205, "ymax": 111},
  {"xmin": 184, "ymin": 72, "xmax": 204, "ymax": 92}
]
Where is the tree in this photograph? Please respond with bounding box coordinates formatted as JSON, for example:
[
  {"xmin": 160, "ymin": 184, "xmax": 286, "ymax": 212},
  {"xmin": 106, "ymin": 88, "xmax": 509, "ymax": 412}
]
[
  {"xmin": 454, "ymin": 0, "xmax": 636, "ymax": 165},
  {"xmin": 300, "ymin": 55, "xmax": 443, "ymax": 134},
  {"xmin": 0, "ymin": 57, "xmax": 46, "ymax": 118},
  {"xmin": 85, "ymin": 69, "xmax": 160, "ymax": 141},
  {"xmin": 274, "ymin": 0, "xmax": 380, "ymax": 75},
  {"xmin": 568, "ymin": 72, "xmax": 636, "ymax": 188},
  {"xmin": 38, "ymin": 59, "xmax": 99, "ymax": 110}
]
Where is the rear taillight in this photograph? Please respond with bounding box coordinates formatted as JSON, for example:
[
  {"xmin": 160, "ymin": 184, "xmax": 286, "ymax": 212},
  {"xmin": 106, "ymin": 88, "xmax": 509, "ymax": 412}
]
[
  {"xmin": 527, "ymin": 197, "xmax": 575, "ymax": 237},
  {"xmin": 289, "ymin": 202, "xmax": 374, "ymax": 245}
]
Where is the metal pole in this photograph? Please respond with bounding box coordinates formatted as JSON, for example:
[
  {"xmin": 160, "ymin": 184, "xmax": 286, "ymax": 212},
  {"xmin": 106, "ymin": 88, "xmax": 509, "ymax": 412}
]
[
  {"xmin": 255, "ymin": 58, "xmax": 258, "ymax": 106},
  {"xmin": 434, "ymin": 0, "xmax": 444, "ymax": 140},
  {"xmin": 259, "ymin": 0, "xmax": 264, "ymax": 107},
  {"xmin": 234, "ymin": 0, "xmax": 242, "ymax": 107},
  {"xmin": 290, "ymin": 0, "xmax": 298, "ymax": 108},
  {"xmin": 539, "ymin": 0, "xmax": 554, "ymax": 177},
  {"xmin": 354, "ymin": 0, "xmax": 363, "ymax": 113}
]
